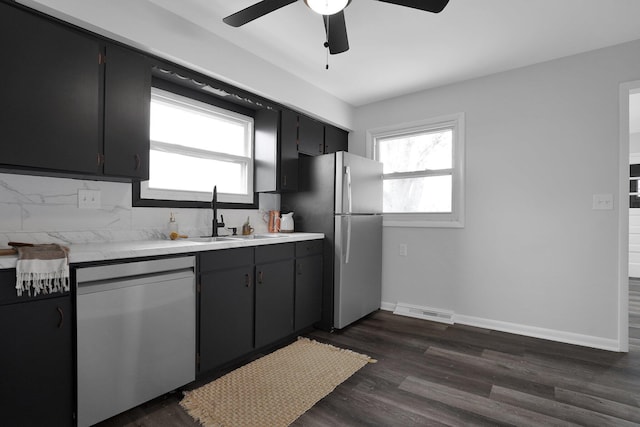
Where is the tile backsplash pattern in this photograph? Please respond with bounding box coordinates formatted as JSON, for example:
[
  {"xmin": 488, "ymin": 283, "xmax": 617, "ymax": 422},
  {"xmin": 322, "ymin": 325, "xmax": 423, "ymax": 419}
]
[{"xmin": 0, "ymin": 172, "xmax": 279, "ymax": 246}]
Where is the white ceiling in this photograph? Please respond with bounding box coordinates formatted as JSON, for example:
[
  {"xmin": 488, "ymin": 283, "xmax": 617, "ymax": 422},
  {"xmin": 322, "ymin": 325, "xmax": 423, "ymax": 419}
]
[{"xmin": 141, "ymin": 0, "xmax": 640, "ymax": 107}]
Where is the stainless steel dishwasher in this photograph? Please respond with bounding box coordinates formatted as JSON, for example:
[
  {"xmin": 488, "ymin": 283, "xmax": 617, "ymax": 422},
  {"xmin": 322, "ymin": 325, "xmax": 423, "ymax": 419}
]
[{"xmin": 75, "ymin": 256, "xmax": 196, "ymax": 427}]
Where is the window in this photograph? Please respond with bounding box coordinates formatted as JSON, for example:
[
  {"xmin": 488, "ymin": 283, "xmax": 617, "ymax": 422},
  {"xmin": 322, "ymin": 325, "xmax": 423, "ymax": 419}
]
[
  {"xmin": 368, "ymin": 113, "xmax": 465, "ymax": 227},
  {"xmin": 139, "ymin": 87, "xmax": 254, "ymax": 205}
]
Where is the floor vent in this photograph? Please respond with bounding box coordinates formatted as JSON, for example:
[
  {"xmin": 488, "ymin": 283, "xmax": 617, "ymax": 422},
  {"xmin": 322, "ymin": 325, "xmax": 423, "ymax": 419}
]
[{"xmin": 393, "ymin": 303, "xmax": 454, "ymax": 324}]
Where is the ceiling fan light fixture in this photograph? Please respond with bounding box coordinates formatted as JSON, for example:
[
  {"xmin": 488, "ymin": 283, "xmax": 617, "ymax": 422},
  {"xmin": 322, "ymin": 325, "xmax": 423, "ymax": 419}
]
[{"xmin": 304, "ymin": 0, "xmax": 348, "ymax": 15}]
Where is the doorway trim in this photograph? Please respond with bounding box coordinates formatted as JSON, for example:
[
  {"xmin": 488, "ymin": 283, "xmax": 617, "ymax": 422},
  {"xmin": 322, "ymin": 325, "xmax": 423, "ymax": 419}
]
[{"xmin": 618, "ymin": 80, "xmax": 640, "ymax": 352}]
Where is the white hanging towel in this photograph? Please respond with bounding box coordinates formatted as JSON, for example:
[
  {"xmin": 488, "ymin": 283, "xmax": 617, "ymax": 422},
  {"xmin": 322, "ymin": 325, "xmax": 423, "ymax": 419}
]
[{"xmin": 15, "ymin": 244, "xmax": 70, "ymax": 296}]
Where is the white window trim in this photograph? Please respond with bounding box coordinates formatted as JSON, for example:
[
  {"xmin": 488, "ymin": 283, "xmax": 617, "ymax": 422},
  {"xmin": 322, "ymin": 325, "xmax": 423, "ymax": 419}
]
[
  {"xmin": 140, "ymin": 88, "xmax": 254, "ymax": 205},
  {"xmin": 366, "ymin": 113, "xmax": 465, "ymax": 228}
]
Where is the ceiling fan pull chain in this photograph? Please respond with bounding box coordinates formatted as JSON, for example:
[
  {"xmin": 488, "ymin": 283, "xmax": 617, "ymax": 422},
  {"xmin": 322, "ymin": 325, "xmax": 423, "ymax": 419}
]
[
  {"xmin": 325, "ymin": 15, "xmax": 330, "ymax": 70},
  {"xmin": 326, "ymin": 47, "xmax": 329, "ymax": 70}
]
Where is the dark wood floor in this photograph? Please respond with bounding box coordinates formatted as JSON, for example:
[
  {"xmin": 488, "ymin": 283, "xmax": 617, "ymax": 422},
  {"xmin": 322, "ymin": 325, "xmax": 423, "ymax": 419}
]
[{"xmin": 96, "ymin": 307, "xmax": 640, "ymax": 426}]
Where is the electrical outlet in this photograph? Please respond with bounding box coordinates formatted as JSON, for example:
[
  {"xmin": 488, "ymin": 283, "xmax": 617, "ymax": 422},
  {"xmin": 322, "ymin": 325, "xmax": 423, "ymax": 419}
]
[
  {"xmin": 592, "ymin": 194, "xmax": 613, "ymax": 210},
  {"xmin": 78, "ymin": 189, "xmax": 101, "ymax": 209},
  {"xmin": 399, "ymin": 243, "xmax": 408, "ymax": 257}
]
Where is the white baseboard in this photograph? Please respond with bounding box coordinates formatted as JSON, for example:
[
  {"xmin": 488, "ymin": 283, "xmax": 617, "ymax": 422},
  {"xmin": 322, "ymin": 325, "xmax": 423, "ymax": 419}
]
[
  {"xmin": 380, "ymin": 301, "xmax": 396, "ymax": 312},
  {"xmin": 381, "ymin": 301, "xmax": 622, "ymax": 352},
  {"xmin": 454, "ymin": 314, "xmax": 621, "ymax": 352}
]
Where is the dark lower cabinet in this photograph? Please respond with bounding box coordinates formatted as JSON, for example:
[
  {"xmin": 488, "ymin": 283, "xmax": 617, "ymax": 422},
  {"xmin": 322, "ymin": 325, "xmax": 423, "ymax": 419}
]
[
  {"xmin": 255, "ymin": 257, "xmax": 295, "ymax": 348},
  {"xmin": 295, "ymin": 240, "xmax": 323, "ymax": 330},
  {"xmin": 0, "ymin": 294, "xmax": 73, "ymax": 426},
  {"xmin": 198, "ymin": 243, "xmax": 297, "ymax": 373},
  {"xmin": 199, "ymin": 248, "xmax": 254, "ymax": 373}
]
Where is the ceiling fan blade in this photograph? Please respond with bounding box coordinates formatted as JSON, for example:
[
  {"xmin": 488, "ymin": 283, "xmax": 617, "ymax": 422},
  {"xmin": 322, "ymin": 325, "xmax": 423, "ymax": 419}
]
[
  {"xmin": 323, "ymin": 11, "xmax": 349, "ymax": 55},
  {"xmin": 375, "ymin": 0, "xmax": 449, "ymax": 13},
  {"xmin": 223, "ymin": 0, "xmax": 298, "ymax": 27}
]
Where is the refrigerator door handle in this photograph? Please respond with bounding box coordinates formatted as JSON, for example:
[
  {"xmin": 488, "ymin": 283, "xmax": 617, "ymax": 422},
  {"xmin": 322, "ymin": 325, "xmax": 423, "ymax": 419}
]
[
  {"xmin": 345, "ymin": 166, "xmax": 352, "ymax": 214},
  {"xmin": 345, "ymin": 215, "xmax": 352, "ymax": 264}
]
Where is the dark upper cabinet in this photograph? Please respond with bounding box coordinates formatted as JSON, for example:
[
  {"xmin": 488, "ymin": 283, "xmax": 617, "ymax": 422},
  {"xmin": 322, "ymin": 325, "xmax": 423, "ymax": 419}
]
[
  {"xmin": 103, "ymin": 44, "xmax": 151, "ymax": 180},
  {"xmin": 324, "ymin": 124, "xmax": 349, "ymax": 154},
  {"xmin": 0, "ymin": 2, "xmax": 101, "ymax": 174},
  {"xmin": 298, "ymin": 114, "xmax": 349, "ymax": 156},
  {"xmin": 298, "ymin": 114, "xmax": 325, "ymax": 156},
  {"xmin": 0, "ymin": 3, "xmax": 150, "ymax": 180},
  {"xmin": 255, "ymin": 108, "xmax": 298, "ymax": 192},
  {"xmin": 0, "ymin": 270, "xmax": 73, "ymax": 426}
]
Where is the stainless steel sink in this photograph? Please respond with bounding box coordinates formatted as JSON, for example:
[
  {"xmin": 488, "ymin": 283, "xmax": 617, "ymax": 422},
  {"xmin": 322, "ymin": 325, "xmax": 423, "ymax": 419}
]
[
  {"xmin": 184, "ymin": 236, "xmax": 238, "ymax": 243},
  {"xmin": 227, "ymin": 234, "xmax": 289, "ymax": 240}
]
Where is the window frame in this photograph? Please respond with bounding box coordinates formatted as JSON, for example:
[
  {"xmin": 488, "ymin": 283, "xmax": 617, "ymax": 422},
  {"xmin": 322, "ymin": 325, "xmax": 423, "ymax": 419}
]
[
  {"xmin": 133, "ymin": 78, "xmax": 258, "ymax": 209},
  {"xmin": 367, "ymin": 113, "xmax": 465, "ymax": 228}
]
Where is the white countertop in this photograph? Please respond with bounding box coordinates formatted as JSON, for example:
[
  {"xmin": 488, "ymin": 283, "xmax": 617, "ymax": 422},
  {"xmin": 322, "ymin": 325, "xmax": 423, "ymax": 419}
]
[{"xmin": 0, "ymin": 233, "xmax": 324, "ymax": 269}]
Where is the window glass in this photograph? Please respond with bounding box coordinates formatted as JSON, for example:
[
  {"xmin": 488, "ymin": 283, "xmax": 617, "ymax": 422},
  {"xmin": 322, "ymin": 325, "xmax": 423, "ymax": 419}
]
[
  {"xmin": 148, "ymin": 151, "xmax": 246, "ymax": 195},
  {"xmin": 370, "ymin": 113, "xmax": 464, "ymax": 227},
  {"xmin": 378, "ymin": 129, "xmax": 452, "ymax": 173},
  {"xmin": 150, "ymin": 99, "xmax": 249, "ymax": 156},
  {"xmin": 383, "ymin": 175, "xmax": 452, "ymax": 213},
  {"xmin": 141, "ymin": 87, "xmax": 254, "ymax": 204}
]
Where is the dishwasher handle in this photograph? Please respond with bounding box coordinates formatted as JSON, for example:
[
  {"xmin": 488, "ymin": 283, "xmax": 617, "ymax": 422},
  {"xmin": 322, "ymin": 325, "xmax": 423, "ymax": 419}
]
[{"xmin": 77, "ymin": 268, "xmax": 195, "ymax": 296}]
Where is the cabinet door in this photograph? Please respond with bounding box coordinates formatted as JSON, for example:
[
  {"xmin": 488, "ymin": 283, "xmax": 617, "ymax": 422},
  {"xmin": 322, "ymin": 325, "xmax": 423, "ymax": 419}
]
[
  {"xmin": 199, "ymin": 266, "xmax": 254, "ymax": 373},
  {"xmin": 103, "ymin": 44, "xmax": 151, "ymax": 179},
  {"xmin": 255, "ymin": 259, "xmax": 294, "ymax": 348},
  {"xmin": 0, "ymin": 2, "xmax": 101, "ymax": 174},
  {"xmin": 255, "ymin": 108, "xmax": 298, "ymax": 192},
  {"xmin": 0, "ymin": 296, "xmax": 73, "ymax": 426},
  {"xmin": 295, "ymin": 254, "xmax": 323, "ymax": 330},
  {"xmin": 280, "ymin": 109, "xmax": 299, "ymax": 190},
  {"xmin": 298, "ymin": 115, "xmax": 325, "ymax": 156},
  {"xmin": 324, "ymin": 125, "xmax": 348, "ymax": 154}
]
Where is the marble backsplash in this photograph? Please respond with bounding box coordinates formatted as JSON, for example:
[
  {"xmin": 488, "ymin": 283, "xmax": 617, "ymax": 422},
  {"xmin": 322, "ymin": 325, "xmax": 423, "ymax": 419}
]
[{"xmin": 0, "ymin": 172, "xmax": 279, "ymax": 247}]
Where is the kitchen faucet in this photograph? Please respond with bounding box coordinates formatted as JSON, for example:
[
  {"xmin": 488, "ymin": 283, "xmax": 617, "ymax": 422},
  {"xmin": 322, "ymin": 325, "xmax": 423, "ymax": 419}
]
[{"xmin": 212, "ymin": 185, "xmax": 225, "ymax": 237}]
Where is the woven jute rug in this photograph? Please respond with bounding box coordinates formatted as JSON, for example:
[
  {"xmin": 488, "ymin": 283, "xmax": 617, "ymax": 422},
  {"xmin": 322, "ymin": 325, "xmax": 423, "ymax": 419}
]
[{"xmin": 180, "ymin": 337, "xmax": 375, "ymax": 426}]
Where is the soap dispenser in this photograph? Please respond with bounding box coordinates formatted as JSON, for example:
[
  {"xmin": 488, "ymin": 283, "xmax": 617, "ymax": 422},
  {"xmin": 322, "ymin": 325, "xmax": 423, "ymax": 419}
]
[{"xmin": 168, "ymin": 211, "xmax": 179, "ymax": 237}]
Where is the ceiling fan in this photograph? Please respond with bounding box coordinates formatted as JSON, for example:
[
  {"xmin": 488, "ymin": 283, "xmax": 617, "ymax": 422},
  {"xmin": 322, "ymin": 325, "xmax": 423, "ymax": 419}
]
[{"xmin": 223, "ymin": 0, "xmax": 450, "ymax": 55}]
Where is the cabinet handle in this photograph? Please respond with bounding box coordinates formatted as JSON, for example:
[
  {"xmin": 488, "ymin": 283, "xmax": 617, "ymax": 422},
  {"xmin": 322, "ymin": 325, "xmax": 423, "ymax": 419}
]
[
  {"xmin": 297, "ymin": 263, "xmax": 303, "ymax": 275},
  {"xmin": 245, "ymin": 273, "xmax": 251, "ymax": 288},
  {"xmin": 258, "ymin": 271, "xmax": 264, "ymax": 284},
  {"xmin": 283, "ymin": 175, "xmax": 287, "ymax": 187},
  {"xmin": 57, "ymin": 306, "xmax": 64, "ymax": 329},
  {"xmin": 134, "ymin": 154, "xmax": 141, "ymax": 171},
  {"xmin": 96, "ymin": 153, "xmax": 104, "ymax": 166},
  {"xmin": 319, "ymin": 143, "xmax": 323, "ymax": 153}
]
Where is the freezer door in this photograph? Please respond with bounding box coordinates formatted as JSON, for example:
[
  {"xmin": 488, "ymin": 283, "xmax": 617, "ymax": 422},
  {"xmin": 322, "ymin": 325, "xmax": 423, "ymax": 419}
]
[
  {"xmin": 335, "ymin": 152, "xmax": 383, "ymax": 214},
  {"xmin": 334, "ymin": 214, "xmax": 382, "ymax": 329}
]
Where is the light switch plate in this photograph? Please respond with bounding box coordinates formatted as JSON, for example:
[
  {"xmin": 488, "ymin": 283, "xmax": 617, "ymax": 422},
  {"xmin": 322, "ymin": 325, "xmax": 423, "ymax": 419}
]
[
  {"xmin": 399, "ymin": 243, "xmax": 408, "ymax": 257},
  {"xmin": 78, "ymin": 189, "xmax": 101, "ymax": 209},
  {"xmin": 592, "ymin": 194, "xmax": 613, "ymax": 210}
]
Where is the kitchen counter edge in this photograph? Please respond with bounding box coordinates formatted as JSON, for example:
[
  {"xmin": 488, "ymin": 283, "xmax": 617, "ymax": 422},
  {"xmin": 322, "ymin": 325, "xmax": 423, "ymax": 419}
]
[{"xmin": 0, "ymin": 233, "xmax": 325, "ymax": 269}]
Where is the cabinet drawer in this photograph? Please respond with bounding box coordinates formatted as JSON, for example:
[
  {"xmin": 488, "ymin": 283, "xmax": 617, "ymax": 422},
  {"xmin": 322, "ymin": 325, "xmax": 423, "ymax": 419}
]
[
  {"xmin": 199, "ymin": 247, "xmax": 254, "ymax": 272},
  {"xmin": 295, "ymin": 239, "xmax": 323, "ymax": 257},
  {"xmin": 255, "ymin": 243, "xmax": 295, "ymax": 264}
]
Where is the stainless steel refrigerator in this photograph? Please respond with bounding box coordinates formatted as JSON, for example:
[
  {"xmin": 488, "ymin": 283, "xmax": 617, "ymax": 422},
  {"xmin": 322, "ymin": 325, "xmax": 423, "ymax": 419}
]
[{"xmin": 282, "ymin": 151, "xmax": 383, "ymax": 330}]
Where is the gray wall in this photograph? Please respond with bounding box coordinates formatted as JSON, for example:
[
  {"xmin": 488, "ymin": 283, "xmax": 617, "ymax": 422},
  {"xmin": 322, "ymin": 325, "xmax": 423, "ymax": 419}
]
[{"xmin": 351, "ymin": 39, "xmax": 640, "ymax": 350}]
